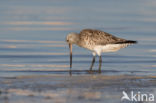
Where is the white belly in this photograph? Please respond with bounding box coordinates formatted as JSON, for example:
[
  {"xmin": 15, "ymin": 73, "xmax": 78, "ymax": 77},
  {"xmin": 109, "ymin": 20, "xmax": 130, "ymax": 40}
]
[{"xmin": 93, "ymin": 44, "xmax": 130, "ymax": 55}]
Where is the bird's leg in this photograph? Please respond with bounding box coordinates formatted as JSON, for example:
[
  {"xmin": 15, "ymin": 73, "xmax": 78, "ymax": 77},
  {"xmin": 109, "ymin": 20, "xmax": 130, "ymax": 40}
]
[
  {"xmin": 98, "ymin": 56, "xmax": 102, "ymax": 73},
  {"xmin": 69, "ymin": 67, "xmax": 72, "ymax": 76},
  {"xmin": 90, "ymin": 56, "xmax": 95, "ymax": 71}
]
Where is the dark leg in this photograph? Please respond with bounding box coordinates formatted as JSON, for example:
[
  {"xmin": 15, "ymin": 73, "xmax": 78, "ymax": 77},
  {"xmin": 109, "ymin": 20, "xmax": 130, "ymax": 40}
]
[
  {"xmin": 69, "ymin": 67, "xmax": 72, "ymax": 76},
  {"xmin": 98, "ymin": 56, "xmax": 102, "ymax": 73},
  {"xmin": 90, "ymin": 56, "xmax": 95, "ymax": 71}
]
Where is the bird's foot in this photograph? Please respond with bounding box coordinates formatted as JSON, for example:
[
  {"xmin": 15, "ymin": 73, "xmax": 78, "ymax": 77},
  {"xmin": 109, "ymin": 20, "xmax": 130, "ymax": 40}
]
[
  {"xmin": 98, "ymin": 69, "xmax": 101, "ymax": 74},
  {"xmin": 69, "ymin": 69, "xmax": 72, "ymax": 76},
  {"xmin": 88, "ymin": 70, "xmax": 93, "ymax": 74}
]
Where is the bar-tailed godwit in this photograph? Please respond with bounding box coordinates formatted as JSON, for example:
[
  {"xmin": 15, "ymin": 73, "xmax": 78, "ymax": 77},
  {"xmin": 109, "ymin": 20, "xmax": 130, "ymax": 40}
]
[{"xmin": 66, "ymin": 29, "xmax": 137, "ymax": 73}]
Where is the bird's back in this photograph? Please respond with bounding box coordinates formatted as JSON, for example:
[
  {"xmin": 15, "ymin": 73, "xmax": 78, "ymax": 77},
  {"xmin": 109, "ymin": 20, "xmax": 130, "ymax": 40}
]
[
  {"xmin": 77, "ymin": 29, "xmax": 136, "ymax": 52},
  {"xmin": 80, "ymin": 29, "xmax": 127, "ymax": 44}
]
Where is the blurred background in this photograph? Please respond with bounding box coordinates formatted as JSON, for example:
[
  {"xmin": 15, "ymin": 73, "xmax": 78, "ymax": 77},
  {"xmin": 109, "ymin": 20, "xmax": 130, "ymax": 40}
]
[{"xmin": 0, "ymin": 0, "xmax": 156, "ymax": 76}]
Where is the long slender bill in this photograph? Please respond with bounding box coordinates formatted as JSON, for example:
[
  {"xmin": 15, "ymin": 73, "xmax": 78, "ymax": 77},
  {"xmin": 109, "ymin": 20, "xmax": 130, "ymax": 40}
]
[{"xmin": 69, "ymin": 44, "xmax": 72, "ymax": 68}]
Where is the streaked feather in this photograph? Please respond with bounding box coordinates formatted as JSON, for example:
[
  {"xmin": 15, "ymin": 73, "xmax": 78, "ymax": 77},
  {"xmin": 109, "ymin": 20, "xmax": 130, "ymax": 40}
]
[{"xmin": 79, "ymin": 29, "xmax": 128, "ymax": 45}]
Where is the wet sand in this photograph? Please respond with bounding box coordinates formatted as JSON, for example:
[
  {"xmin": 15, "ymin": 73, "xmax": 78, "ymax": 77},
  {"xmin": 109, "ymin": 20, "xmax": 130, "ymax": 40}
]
[{"xmin": 0, "ymin": 74, "xmax": 156, "ymax": 103}]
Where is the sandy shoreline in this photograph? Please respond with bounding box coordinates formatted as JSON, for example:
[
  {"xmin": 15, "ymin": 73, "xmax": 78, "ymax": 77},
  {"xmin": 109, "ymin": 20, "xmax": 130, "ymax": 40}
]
[{"xmin": 0, "ymin": 74, "xmax": 156, "ymax": 103}]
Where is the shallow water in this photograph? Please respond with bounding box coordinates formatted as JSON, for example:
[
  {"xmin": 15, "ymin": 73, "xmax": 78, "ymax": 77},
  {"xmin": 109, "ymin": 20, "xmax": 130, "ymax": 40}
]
[
  {"xmin": 0, "ymin": 0, "xmax": 156, "ymax": 77},
  {"xmin": 0, "ymin": 0, "xmax": 156, "ymax": 103},
  {"xmin": 0, "ymin": 75, "xmax": 156, "ymax": 103}
]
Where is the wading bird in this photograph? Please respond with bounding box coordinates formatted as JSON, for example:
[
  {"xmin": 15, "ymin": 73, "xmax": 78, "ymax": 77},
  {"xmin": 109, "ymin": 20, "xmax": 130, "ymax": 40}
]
[{"xmin": 66, "ymin": 29, "xmax": 137, "ymax": 73}]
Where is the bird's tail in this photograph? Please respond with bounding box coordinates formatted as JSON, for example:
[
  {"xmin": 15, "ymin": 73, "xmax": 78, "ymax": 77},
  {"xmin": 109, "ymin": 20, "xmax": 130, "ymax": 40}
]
[
  {"xmin": 114, "ymin": 40, "xmax": 137, "ymax": 49},
  {"xmin": 115, "ymin": 40, "xmax": 137, "ymax": 44}
]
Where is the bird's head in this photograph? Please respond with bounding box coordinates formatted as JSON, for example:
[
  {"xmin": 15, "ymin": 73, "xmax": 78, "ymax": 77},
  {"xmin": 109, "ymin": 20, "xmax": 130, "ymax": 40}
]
[
  {"xmin": 66, "ymin": 32, "xmax": 79, "ymax": 68},
  {"xmin": 66, "ymin": 32, "xmax": 79, "ymax": 44}
]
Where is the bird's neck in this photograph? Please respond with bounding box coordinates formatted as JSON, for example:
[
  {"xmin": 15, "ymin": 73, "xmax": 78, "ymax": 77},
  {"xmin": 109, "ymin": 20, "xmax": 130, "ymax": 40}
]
[{"xmin": 73, "ymin": 34, "xmax": 80, "ymax": 44}]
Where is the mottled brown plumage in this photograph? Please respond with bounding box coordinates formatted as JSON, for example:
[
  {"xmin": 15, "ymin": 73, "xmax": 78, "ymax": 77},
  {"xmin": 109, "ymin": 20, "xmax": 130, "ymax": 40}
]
[
  {"xmin": 66, "ymin": 29, "xmax": 137, "ymax": 72},
  {"xmin": 78, "ymin": 29, "xmax": 129, "ymax": 50},
  {"xmin": 81, "ymin": 29, "xmax": 126, "ymax": 44}
]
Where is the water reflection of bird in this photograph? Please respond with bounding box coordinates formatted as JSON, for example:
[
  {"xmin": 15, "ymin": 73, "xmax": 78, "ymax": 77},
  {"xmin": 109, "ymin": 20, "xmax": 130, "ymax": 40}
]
[{"xmin": 66, "ymin": 29, "xmax": 137, "ymax": 73}]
